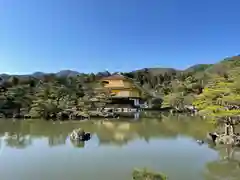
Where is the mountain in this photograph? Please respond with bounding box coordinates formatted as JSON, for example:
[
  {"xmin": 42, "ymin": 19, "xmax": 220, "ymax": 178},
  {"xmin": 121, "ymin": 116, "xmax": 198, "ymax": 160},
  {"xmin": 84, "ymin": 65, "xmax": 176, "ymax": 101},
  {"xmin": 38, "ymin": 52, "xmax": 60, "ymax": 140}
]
[
  {"xmin": 32, "ymin": 72, "xmax": 46, "ymax": 78},
  {"xmin": 132, "ymin": 67, "xmax": 179, "ymax": 76},
  {"xmin": 205, "ymin": 56, "xmax": 240, "ymax": 74},
  {"xmin": 184, "ymin": 64, "xmax": 213, "ymax": 73},
  {"xmin": 0, "ymin": 70, "xmax": 82, "ymax": 80},
  {"xmin": 0, "ymin": 74, "xmax": 10, "ymax": 80},
  {"xmin": 56, "ymin": 70, "xmax": 80, "ymax": 77},
  {"xmin": 1, "ymin": 55, "xmax": 240, "ymax": 80}
]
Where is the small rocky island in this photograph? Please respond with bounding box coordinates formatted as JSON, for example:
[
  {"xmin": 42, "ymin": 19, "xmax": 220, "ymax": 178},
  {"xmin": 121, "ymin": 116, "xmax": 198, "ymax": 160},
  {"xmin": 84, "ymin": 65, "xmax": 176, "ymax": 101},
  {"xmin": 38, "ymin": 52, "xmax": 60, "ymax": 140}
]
[
  {"xmin": 207, "ymin": 117, "xmax": 240, "ymax": 147},
  {"xmin": 69, "ymin": 128, "xmax": 91, "ymax": 141}
]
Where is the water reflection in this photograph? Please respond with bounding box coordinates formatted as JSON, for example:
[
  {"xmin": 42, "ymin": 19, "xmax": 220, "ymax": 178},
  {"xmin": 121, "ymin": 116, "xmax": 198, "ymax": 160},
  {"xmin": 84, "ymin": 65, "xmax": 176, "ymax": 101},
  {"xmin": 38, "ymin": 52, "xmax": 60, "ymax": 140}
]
[
  {"xmin": 204, "ymin": 146, "xmax": 240, "ymax": 180},
  {"xmin": 48, "ymin": 134, "xmax": 66, "ymax": 147},
  {"xmin": 0, "ymin": 115, "xmax": 239, "ymax": 180},
  {"xmin": 4, "ymin": 134, "xmax": 32, "ymax": 149},
  {"xmin": 0, "ymin": 115, "xmax": 214, "ymax": 149},
  {"xmin": 70, "ymin": 139, "xmax": 86, "ymax": 148}
]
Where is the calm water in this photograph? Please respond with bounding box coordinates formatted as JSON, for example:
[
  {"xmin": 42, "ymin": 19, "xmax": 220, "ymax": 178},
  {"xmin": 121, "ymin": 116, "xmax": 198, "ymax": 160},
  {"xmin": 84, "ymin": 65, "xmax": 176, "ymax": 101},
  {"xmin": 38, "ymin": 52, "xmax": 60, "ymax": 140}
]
[{"xmin": 0, "ymin": 115, "xmax": 240, "ymax": 180}]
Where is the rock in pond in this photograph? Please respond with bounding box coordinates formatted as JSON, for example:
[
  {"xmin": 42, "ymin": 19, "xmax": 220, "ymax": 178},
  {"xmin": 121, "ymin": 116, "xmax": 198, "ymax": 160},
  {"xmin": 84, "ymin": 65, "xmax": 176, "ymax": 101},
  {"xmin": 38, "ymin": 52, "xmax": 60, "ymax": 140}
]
[{"xmin": 70, "ymin": 128, "xmax": 91, "ymax": 141}]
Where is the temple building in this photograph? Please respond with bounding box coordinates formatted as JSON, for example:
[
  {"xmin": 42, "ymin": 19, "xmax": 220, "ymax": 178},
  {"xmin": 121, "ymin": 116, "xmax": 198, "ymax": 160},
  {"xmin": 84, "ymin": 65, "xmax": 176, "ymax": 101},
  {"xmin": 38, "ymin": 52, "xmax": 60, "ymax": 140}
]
[{"xmin": 98, "ymin": 74, "xmax": 145, "ymax": 110}]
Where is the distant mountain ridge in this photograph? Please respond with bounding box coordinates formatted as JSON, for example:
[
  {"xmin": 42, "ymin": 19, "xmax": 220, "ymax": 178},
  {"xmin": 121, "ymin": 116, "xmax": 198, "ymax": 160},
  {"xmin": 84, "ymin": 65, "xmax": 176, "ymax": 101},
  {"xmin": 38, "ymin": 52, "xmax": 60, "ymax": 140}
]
[
  {"xmin": 0, "ymin": 70, "xmax": 81, "ymax": 80},
  {"xmin": 1, "ymin": 55, "xmax": 240, "ymax": 81}
]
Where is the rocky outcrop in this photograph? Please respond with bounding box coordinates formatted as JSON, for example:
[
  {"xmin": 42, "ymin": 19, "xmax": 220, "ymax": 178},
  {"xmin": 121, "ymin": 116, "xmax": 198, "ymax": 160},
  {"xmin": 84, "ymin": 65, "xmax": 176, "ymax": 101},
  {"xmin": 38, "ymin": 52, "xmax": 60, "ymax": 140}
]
[
  {"xmin": 69, "ymin": 128, "xmax": 91, "ymax": 141},
  {"xmin": 207, "ymin": 122, "xmax": 240, "ymax": 147}
]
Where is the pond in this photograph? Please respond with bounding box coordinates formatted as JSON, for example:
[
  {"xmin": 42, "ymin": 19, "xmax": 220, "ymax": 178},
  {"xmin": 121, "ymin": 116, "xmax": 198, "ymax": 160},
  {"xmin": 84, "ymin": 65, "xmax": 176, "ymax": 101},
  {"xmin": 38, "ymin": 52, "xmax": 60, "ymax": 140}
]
[{"xmin": 0, "ymin": 115, "xmax": 239, "ymax": 180}]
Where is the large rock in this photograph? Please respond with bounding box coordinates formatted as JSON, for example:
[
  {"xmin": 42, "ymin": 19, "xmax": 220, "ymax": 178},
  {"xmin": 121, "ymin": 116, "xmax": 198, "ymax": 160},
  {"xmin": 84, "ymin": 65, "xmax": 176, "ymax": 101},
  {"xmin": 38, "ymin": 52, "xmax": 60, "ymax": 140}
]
[
  {"xmin": 207, "ymin": 132, "xmax": 240, "ymax": 147},
  {"xmin": 70, "ymin": 128, "xmax": 91, "ymax": 141}
]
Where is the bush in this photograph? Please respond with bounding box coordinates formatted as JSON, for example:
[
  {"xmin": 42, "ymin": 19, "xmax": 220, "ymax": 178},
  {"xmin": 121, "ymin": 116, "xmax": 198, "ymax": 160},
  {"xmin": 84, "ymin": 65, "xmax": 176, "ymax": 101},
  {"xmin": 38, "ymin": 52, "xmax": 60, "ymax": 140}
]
[{"xmin": 132, "ymin": 168, "xmax": 167, "ymax": 180}]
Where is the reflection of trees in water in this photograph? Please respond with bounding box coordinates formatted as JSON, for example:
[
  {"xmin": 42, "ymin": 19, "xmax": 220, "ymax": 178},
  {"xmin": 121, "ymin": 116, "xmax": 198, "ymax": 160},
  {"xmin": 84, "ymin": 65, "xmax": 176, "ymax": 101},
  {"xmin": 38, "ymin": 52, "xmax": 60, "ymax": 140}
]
[
  {"xmin": 95, "ymin": 116, "xmax": 213, "ymax": 146},
  {"xmin": 204, "ymin": 146, "xmax": 240, "ymax": 180},
  {"xmin": 94, "ymin": 122, "xmax": 138, "ymax": 146},
  {"xmin": 141, "ymin": 111, "xmax": 164, "ymax": 119},
  {"xmin": 4, "ymin": 134, "xmax": 31, "ymax": 149},
  {"xmin": 97, "ymin": 131, "xmax": 139, "ymax": 146},
  {"xmin": 0, "ymin": 115, "xmax": 215, "ymax": 148},
  {"xmin": 48, "ymin": 134, "xmax": 67, "ymax": 147},
  {"xmin": 0, "ymin": 121, "xmax": 32, "ymax": 149},
  {"xmin": 0, "ymin": 120, "xmax": 81, "ymax": 148}
]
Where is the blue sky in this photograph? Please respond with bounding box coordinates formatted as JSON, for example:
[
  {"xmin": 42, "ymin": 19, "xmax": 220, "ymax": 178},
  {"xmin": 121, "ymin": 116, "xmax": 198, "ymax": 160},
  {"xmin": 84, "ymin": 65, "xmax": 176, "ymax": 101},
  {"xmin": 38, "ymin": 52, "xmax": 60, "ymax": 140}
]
[{"xmin": 0, "ymin": 0, "xmax": 240, "ymax": 74}]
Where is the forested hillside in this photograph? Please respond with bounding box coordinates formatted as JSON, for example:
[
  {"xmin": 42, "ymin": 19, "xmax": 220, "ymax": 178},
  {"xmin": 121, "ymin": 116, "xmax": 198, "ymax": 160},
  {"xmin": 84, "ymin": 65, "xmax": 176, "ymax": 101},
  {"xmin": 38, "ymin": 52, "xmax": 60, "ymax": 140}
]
[
  {"xmin": 124, "ymin": 56, "xmax": 240, "ymax": 118},
  {"xmin": 193, "ymin": 57, "xmax": 240, "ymax": 118},
  {"xmin": 0, "ymin": 55, "xmax": 239, "ymax": 119}
]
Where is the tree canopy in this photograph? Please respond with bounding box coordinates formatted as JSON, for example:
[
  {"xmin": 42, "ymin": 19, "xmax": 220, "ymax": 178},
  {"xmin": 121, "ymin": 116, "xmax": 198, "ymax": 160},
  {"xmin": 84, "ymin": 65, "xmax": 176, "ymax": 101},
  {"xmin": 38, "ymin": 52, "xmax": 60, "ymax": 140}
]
[{"xmin": 0, "ymin": 55, "xmax": 239, "ymax": 120}]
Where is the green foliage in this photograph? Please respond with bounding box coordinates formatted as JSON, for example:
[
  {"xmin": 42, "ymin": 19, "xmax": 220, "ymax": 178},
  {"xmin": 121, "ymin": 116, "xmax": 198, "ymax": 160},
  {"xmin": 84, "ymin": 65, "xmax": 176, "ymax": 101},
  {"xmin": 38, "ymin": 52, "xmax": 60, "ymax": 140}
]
[
  {"xmin": 151, "ymin": 98, "xmax": 163, "ymax": 109},
  {"xmin": 126, "ymin": 56, "xmax": 240, "ymax": 118},
  {"xmin": 0, "ymin": 74, "xmax": 110, "ymax": 119},
  {"xmin": 185, "ymin": 64, "xmax": 213, "ymax": 73},
  {"xmin": 132, "ymin": 168, "xmax": 166, "ymax": 180},
  {"xmin": 0, "ymin": 55, "xmax": 239, "ymax": 120},
  {"xmin": 167, "ymin": 93, "xmax": 184, "ymax": 109},
  {"xmin": 193, "ymin": 64, "xmax": 240, "ymax": 119}
]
